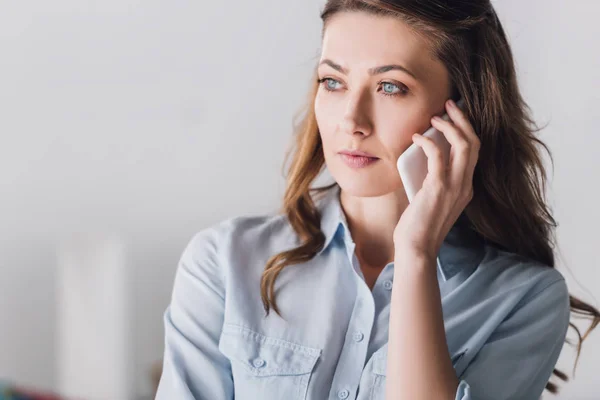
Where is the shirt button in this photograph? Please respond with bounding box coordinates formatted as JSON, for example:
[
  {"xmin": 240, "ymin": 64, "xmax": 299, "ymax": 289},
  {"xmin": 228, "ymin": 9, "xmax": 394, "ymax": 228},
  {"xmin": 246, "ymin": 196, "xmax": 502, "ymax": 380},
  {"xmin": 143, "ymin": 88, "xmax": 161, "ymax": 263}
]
[
  {"xmin": 338, "ymin": 389, "xmax": 349, "ymax": 399},
  {"xmin": 252, "ymin": 358, "xmax": 266, "ymax": 368},
  {"xmin": 353, "ymin": 331, "xmax": 364, "ymax": 342},
  {"xmin": 383, "ymin": 279, "xmax": 393, "ymax": 290}
]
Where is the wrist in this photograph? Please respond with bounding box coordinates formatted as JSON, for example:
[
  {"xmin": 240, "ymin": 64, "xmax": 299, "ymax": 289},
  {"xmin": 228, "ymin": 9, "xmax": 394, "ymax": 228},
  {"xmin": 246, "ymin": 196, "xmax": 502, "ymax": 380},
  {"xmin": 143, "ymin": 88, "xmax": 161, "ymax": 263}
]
[
  {"xmin": 393, "ymin": 250, "xmax": 438, "ymax": 280},
  {"xmin": 394, "ymin": 246, "xmax": 436, "ymax": 263}
]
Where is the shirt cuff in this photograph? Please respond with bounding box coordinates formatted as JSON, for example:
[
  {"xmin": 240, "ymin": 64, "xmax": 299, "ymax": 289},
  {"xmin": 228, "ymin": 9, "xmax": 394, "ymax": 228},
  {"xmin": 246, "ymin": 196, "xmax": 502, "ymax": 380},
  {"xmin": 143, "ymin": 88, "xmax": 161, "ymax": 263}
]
[{"xmin": 455, "ymin": 379, "xmax": 471, "ymax": 400}]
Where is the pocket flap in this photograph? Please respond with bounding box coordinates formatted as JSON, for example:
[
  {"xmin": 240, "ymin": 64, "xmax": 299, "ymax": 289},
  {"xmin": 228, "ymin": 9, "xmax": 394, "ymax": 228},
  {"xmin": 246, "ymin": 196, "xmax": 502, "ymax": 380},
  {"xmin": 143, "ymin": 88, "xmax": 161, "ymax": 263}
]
[{"xmin": 218, "ymin": 323, "xmax": 321, "ymax": 377}]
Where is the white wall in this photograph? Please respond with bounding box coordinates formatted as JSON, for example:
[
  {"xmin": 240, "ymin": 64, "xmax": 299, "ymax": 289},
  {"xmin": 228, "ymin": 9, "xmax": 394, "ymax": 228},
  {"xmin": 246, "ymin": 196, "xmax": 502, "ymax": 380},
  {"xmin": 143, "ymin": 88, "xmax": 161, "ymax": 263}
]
[
  {"xmin": 56, "ymin": 234, "xmax": 132, "ymax": 400},
  {"xmin": 495, "ymin": 1, "xmax": 600, "ymax": 398},
  {"xmin": 0, "ymin": 1, "xmax": 597, "ymax": 399}
]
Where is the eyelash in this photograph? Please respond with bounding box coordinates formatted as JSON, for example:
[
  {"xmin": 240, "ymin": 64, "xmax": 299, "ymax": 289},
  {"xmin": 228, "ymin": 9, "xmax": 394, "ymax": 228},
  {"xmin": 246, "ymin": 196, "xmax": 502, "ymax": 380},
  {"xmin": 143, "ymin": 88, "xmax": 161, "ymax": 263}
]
[{"xmin": 316, "ymin": 77, "xmax": 409, "ymax": 97}]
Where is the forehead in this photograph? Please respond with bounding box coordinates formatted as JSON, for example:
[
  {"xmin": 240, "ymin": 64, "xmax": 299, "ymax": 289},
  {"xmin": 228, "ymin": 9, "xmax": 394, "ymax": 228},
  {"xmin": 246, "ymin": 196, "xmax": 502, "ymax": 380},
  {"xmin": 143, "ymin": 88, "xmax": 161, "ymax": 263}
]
[{"xmin": 321, "ymin": 11, "xmax": 441, "ymax": 81}]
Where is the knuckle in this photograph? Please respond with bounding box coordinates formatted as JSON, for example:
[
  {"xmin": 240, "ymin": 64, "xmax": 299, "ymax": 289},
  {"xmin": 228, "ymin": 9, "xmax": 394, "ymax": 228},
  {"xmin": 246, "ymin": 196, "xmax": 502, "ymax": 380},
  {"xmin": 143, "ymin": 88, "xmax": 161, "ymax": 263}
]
[{"xmin": 429, "ymin": 180, "xmax": 445, "ymax": 195}]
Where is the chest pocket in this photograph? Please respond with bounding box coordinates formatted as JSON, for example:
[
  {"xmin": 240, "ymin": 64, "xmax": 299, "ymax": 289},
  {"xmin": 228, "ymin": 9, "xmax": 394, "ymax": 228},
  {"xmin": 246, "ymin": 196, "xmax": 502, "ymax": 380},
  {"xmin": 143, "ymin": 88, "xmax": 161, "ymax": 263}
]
[{"xmin": 218, "ymin": 323, "xmax": 321, "ymax": 400}]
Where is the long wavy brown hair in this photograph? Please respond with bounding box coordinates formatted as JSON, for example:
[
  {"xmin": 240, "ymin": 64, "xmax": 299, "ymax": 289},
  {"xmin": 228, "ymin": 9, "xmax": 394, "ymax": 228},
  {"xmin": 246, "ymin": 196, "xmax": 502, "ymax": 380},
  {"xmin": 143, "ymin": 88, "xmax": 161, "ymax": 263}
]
[{"xmin": 259, "ymin": 0, "xmax": 599, "ymax": 395}]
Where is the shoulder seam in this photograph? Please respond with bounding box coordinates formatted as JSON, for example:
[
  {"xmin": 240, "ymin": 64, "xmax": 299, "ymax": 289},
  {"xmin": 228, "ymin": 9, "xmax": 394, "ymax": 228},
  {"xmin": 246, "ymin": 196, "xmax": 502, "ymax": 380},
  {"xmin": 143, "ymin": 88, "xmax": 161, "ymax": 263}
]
[{"xmin": 527, "ymin": 276, "xmax": 566, "ymax": 302}]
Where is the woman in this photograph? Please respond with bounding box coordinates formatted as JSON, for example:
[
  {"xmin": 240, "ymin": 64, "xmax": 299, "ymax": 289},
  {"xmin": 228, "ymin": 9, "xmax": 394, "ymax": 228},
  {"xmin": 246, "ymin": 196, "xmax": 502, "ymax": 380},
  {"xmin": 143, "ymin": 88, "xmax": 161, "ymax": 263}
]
[{"xmin": 156, "ymin": 1, "xmax": 599, "ymax": 399}]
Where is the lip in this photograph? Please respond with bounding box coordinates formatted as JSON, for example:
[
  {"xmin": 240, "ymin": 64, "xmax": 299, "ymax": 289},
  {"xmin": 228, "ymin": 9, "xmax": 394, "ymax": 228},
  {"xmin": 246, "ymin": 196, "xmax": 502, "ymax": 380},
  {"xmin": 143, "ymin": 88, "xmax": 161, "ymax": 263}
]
[
  {"xmin": 338, "ymin": 149, "xmax": 379, "ymax": 158},
  {"xmin": 339, "ymin": 153, "xmax": 380, "ymax": 168}
]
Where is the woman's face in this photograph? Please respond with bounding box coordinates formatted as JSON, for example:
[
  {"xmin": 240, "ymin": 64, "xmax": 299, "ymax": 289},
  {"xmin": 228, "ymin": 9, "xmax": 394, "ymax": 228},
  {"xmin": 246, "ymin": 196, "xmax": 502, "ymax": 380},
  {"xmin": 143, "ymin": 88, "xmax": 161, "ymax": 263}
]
[{"xmin": 315, "ymin": 11, "xmax": 452, "ymax": 197}]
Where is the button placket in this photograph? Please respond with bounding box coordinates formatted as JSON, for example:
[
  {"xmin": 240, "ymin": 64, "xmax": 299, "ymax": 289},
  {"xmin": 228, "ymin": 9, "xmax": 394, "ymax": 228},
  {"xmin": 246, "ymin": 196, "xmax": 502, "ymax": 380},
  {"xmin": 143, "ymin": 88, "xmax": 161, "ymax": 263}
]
[{"xmin": 326, "ymin": 237, "xmax": 375, "ymax": 400}]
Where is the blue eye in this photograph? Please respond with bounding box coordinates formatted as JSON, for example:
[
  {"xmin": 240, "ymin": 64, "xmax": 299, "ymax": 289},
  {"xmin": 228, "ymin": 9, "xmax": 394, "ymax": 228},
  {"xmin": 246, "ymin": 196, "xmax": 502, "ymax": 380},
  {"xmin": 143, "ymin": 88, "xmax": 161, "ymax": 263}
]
[
  {"xmin": 380, "ymin": 82, "xmax": 408, "ymax": 97},
  {"xmin": 316, "ymin": 78, "xmax": 408, "ymax": 97},
  {"xmin": 318, "ymin": 78, "xmax": 341, "ymax": 91},
  {"xmin": 382, "ymin": 82, "xmax": 398, "ymax": 94}
]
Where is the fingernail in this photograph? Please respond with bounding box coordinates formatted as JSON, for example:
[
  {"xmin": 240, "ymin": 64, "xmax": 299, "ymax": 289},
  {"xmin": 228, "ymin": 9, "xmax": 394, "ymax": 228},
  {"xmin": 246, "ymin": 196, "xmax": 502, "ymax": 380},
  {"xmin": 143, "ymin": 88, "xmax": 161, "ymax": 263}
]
[
  {"xmin": 447, "ymin": 99, "xmax": 455, "ymax": 108},
  {"xmin": 433, "ymin": 116, "xmax": 442, "ymax": 121}
]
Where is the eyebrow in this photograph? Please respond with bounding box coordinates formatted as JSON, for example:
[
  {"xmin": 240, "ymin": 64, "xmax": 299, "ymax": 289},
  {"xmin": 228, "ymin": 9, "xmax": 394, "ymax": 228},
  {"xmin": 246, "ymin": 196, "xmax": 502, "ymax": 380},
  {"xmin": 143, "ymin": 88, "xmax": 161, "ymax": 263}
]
[{"xmin": 319, "ymin": 58, "xmax": 419, "ymax": 80}]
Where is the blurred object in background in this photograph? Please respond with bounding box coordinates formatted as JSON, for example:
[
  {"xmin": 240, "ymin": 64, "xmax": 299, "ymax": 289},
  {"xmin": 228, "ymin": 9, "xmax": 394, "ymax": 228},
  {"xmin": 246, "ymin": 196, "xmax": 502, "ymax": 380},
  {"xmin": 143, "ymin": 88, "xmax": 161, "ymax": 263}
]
[
  {"xmin": 0, "ymin": 381, "xmax": 70, "ymax": 399},
  {"xmin": 149, "ymin": 360, "xmax": 162, "ymax": 398}
]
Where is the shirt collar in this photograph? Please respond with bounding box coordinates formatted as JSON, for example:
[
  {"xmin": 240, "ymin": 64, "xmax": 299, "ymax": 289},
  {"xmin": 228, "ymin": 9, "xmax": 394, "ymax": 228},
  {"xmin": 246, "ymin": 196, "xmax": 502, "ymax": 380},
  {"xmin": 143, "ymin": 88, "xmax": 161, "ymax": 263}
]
[{"xmin": 315, "ymin": 185, "xmax": 486, "ymax": 281}]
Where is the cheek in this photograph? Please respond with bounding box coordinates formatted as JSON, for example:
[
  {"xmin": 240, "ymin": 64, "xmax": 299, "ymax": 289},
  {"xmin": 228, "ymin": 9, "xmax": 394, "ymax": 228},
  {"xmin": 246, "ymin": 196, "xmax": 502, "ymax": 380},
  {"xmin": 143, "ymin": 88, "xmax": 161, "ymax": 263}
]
[
  {"xmin": 314, "ymin": 95, "xmax": 339, "ymax": 146},
  {"xmin": 376, "ymin": 117, "xmax": 418, "ymax": 160},
  {"xmin": 314, "ymin": 94, "xmax": 339, "ymax": 129},
  {"xmin": 397, "ymin": 136, "xmax": 418, "ymax": 163}
]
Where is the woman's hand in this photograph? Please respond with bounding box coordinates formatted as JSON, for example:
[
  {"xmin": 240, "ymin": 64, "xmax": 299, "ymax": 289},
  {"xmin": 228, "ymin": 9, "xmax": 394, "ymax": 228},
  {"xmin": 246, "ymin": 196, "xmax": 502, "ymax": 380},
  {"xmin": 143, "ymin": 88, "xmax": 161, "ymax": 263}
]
[{"xmin": 392, "ymin": 98, "xmax": 480, "ymax": 260}]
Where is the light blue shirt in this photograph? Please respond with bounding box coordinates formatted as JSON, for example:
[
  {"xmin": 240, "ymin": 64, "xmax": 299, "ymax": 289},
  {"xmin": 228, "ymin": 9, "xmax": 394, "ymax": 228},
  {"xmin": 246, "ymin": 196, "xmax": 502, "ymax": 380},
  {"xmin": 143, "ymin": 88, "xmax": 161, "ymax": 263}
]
[{"xmin": 156, "ymin": 186, "xmax": 570, "ymax": 400}]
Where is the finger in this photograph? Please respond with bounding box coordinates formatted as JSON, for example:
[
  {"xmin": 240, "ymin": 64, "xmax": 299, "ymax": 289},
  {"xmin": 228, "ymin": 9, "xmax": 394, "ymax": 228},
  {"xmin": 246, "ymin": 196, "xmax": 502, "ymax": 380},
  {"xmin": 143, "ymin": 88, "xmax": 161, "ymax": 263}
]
[
  {"xmin": 430, "ymin": 116, "xmax": 470, "ymax": 188},
  {"xmin": 444, "ymin": 100, "xmax": 477, "ymax": 144},
  {"xmin": 445, "ymin": 99, "xmax": 481, "ymax": 177},
  {"xmin": 412, "ymin": 133, "xmax": 446, "ymax": 186}
]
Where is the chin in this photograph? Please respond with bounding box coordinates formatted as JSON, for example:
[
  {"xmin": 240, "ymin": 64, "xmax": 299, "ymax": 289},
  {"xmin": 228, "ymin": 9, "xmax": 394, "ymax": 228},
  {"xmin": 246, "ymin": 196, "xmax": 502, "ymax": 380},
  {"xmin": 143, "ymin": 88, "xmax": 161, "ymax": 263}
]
[{"xmin": 332, "ymin": 167, "xmax": 401, "ymax": 198}]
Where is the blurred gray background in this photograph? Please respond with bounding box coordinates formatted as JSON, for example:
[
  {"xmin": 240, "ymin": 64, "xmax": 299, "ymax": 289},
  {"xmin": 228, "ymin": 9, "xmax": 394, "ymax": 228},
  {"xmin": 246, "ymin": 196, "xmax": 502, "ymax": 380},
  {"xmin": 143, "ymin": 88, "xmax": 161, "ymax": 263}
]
[{"xmin": 0, "ymin": 0, "xmax": 598, "ymax": 399}]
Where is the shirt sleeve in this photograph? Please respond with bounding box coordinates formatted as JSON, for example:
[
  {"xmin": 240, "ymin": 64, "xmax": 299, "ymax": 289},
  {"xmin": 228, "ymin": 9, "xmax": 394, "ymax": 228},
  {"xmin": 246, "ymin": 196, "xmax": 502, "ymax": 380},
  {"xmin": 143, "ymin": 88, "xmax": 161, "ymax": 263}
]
[
  {"xmin": 155, "ymin": 229, "xmax": 233, "ymax": 400},
  {"xmin": 454, "ymin": 277, "xmax": 570, "ymax": 400}
]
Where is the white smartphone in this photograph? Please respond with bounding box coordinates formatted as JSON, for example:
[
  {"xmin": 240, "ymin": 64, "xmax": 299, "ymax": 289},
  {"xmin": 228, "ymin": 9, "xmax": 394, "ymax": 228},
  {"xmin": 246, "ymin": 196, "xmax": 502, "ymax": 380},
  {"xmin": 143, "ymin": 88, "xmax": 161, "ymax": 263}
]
[{"xmin": 396, "ymin": 97, "xmax": 465, "ymax": 203}]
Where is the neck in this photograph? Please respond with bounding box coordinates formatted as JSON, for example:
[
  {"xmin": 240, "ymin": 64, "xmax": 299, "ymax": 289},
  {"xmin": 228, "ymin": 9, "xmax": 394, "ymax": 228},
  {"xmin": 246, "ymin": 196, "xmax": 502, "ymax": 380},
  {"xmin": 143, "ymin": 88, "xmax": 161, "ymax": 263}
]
[{"xmin": 339, "ymin": 187, "xmax": 409, "ymax": 267}]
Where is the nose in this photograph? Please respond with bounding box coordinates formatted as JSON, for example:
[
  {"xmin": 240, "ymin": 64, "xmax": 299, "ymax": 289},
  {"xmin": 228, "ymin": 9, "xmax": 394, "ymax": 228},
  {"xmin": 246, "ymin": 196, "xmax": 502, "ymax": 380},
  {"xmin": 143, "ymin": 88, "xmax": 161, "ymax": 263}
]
[{"xmin": 339, "ymin": 89, "xmax": 373, "ymax": 137}]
